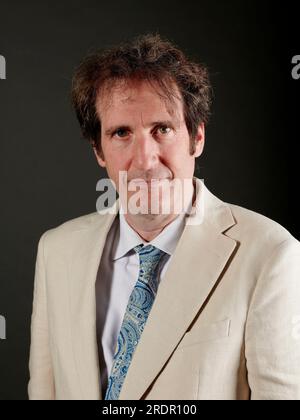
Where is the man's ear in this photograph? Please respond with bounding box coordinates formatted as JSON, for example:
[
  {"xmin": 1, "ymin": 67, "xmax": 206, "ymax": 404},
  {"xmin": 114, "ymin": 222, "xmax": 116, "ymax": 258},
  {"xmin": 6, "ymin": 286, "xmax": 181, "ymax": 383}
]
[
  {"xmin": 193, "ymin": 123, "xmax": 205, "ymax": 158},
  {"xmin": 93, "ymin": 146, "xmax": 106, "ymax": 168}
]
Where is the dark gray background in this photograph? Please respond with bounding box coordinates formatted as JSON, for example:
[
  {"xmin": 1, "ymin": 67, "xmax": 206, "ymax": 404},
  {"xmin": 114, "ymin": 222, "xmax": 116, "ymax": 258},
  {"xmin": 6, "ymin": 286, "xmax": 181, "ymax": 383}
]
[{"xmin": 0, "ymin": 0, "xmax": 298, "ymax": 400}]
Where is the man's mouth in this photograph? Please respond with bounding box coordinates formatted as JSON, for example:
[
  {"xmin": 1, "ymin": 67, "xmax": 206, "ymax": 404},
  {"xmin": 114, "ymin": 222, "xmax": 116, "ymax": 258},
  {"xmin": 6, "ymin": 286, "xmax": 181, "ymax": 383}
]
[{"xmin": 129, "ymin": 178, "xmax": 171, "ymax": 184}]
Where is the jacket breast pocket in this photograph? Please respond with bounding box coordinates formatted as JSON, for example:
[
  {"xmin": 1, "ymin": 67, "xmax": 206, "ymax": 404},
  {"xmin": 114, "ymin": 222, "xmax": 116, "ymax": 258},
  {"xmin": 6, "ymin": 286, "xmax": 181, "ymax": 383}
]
[{"xmin": 177, "ymin": 318, "xmax": 231, "ymax": 349}]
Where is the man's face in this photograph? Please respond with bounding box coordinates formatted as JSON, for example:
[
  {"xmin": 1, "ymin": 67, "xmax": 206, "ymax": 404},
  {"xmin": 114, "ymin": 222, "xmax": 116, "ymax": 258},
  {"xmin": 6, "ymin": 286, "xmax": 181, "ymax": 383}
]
[{"xmin": 94, "ymin": 79, "xmax": 204, "ymax": 217}]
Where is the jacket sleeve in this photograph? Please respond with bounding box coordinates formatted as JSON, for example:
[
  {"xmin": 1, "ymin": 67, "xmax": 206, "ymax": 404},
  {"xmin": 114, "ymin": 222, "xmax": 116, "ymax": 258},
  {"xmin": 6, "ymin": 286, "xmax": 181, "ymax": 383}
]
[
  {"xmin": 28, "ymin": 232, "xmax": 55, "ymax": 400},
  {"xmin": 245, "ymin": 237, "xmax": 300, "ymax": 400}
]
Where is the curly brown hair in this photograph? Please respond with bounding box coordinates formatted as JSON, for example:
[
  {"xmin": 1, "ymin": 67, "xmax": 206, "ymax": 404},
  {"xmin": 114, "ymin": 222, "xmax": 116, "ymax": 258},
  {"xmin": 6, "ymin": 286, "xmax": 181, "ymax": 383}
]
[{"xmin": 71, "ymin": 33, "xmax": 212, "ymax": 156}]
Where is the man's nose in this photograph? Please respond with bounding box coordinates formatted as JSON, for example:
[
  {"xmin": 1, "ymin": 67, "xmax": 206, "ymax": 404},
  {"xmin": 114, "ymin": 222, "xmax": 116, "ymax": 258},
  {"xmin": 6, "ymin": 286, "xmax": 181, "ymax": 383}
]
[{"xmin": 131, "ymin": 134, "xmax": 159, "ymax": 171}]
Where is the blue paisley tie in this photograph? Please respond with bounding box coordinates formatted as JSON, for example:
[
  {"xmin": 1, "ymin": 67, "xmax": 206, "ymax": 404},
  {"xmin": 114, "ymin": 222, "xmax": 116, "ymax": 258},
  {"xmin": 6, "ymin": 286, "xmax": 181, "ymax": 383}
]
[{"xmin": 104, "ymin": 244, "xmax": 167, "ymax": 400}]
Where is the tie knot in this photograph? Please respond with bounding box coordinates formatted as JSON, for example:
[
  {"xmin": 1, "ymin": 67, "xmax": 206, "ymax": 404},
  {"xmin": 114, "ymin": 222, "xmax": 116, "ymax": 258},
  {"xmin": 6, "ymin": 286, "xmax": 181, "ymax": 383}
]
[
  {"xmin": 134, "ymin": 244, "xmax": 165, "ymax": 258},
  {"xmin": 133, "ymin": 244, "xmax": 167, "ymax": 275},
  {"xmin": 133, "ymin": 244, "xmax": 167, "ymax": 290}
]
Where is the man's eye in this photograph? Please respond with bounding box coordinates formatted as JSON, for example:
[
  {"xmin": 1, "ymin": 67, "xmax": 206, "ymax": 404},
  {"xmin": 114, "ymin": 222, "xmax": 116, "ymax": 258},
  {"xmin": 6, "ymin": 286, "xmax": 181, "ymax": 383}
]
[
  {"xmin": 113, "ymin": 128, "xmax": 129, "ymax": 138},
  {"xmin": 157, "ymin": 125, "xmax": 171, "ymax": 135}
]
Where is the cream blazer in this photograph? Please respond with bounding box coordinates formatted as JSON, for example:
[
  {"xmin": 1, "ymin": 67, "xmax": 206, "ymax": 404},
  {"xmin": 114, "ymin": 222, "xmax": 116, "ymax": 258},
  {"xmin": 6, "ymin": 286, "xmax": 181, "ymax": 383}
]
[{"xmin": 28, "ymin": 178, "xmax": 300, "ymax": 400}]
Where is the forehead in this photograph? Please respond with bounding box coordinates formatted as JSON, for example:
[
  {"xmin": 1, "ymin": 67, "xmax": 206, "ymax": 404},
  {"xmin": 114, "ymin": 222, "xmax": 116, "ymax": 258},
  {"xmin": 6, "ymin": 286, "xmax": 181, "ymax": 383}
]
[{"xmin": 96, "ymin": 79, "xmax": 184, "ymax": 123}]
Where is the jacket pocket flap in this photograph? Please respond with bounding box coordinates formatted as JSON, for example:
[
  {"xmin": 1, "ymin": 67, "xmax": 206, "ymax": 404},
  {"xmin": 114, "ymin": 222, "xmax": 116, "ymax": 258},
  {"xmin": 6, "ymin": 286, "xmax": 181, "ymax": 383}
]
[{"xmin": 177, "ymin": 318, "xmax": 231, "ymax": 349}]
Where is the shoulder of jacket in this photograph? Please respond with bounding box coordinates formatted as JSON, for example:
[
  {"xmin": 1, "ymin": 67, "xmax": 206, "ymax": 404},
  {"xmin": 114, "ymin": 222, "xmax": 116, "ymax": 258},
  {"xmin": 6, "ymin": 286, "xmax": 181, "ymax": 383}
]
[
  {"xmin": 38, "ymin": 211, "xmax": 106, "ymax": 248},
  {"xmin": 226, "ymin": 203, "xmax": 296, "ymax": 245}
]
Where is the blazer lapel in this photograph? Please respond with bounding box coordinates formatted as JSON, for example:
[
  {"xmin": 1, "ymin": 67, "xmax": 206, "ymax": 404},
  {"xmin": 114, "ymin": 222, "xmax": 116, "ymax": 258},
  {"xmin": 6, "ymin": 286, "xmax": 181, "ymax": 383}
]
[{"xmin": 119, "ymin": 180, "xmax": 237, "ymax": 400}]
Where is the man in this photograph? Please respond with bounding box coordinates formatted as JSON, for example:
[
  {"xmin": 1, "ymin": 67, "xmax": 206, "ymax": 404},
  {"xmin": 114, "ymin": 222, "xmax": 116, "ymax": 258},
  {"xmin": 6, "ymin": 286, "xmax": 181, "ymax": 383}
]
[{"xmin": 28, "ymin": 34, "xmax": 300, "ymax": 400}]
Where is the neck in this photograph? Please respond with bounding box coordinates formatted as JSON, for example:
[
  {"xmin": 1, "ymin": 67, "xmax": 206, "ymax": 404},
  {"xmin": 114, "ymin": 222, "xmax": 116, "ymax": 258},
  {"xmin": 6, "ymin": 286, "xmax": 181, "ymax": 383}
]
[
  {"xmin": 122, "ymin": 180, "xmax": 197, "ymax": 242},
  {"xmin": 124, "ymin": 212, "xmax": 180, "ymax": 242}
]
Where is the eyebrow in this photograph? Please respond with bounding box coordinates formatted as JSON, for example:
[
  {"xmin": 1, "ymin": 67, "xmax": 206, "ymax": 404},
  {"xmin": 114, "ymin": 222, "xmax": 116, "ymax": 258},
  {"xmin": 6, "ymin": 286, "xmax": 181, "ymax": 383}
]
[{"xmin": 104, "ymin": 120, "xmax": 176, "ymax": 136}]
